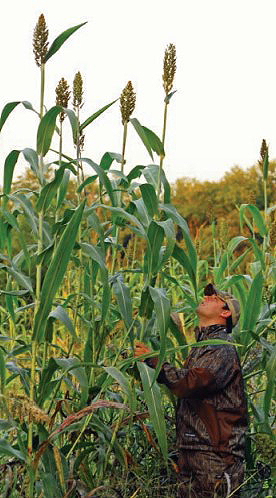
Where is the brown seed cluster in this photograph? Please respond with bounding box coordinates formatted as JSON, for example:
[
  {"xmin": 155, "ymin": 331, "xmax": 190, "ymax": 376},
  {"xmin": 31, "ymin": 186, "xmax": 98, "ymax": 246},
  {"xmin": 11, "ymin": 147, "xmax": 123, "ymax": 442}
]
[
  {"xmin": 258, "ymin": 138, "xmax": 268, "ymax": 172},
  {"xmin": 73, "ymin": 71, "xmax": 84, "ymax": 109},
  {"xmin": 120, "ymin": 81, "xmax": 136, "ymax": 124},
  {"xmin": 55, "ymin": 78, "xmax": 70, "ymax": 122},
  {"xmin": 8, "ymin": 394, "xmax": 50, "ymax": 425},
  {"xmin": 163, "ymin": 44, "xmax": 176, "ymax": 96},
  {"xmin": 33, "ymin": 14, "xmax": 49, "ymax": 67}
]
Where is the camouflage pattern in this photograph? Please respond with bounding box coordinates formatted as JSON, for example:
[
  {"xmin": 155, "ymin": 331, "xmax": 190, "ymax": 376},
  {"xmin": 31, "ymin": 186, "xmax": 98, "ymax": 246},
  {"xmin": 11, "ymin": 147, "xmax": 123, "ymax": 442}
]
[
  {"xmin": 177, "ymin": 449, "xmax": 244, "ymax": 497},
  {"xmin": 146, "ymin": 324, "xmax": 247, "ymax": 497}
]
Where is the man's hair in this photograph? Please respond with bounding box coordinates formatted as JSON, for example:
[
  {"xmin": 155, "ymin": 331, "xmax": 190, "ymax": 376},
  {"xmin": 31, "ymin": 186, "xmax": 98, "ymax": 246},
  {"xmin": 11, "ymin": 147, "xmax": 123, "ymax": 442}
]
[{"xmin": 223, "ymin": 303, "xmax": 233, "ymax": 333}]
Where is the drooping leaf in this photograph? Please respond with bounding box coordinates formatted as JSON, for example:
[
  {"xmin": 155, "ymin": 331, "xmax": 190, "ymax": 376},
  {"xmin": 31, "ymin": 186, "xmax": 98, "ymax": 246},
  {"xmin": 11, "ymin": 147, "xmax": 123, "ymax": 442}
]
[
  {"xmin": 0, "ymin": 265, "xmax": 33, "ymax": 293},
  {"xmin": 242, "ymin": 271, "xmax": 264, "ymax": 347},
  {"xmin": 104, "ymin": 366, "xmax": 136, "ymax": 412},
  {"xmin": 80, "ymin": 99, "xmax": 118, "ymax": 131},
  {"xmin": 172, "ymin": 244, "xmax": 197, "ymax": 293},
  {"xmin": 3, "ymin": 150, "xmax": 20, "ymax": 207},
  {"xmin": 32, "ymin": 201, "xmax": 85, "ymax": 342},
  {"xmin": 143, "ymin": 165, "xmax": 171, "ymax": 203},
  {"xmin": 137, "ymin": 362, "xmax": 167, "ymax": 461},
  {"xmin": 48, "ymin": 305, "xmax": 76, "ymax": 339},
  {"xmin": 80, "ymin": 158, "xmax": 116, "ymax": 206},
  {"xmin": 113, "ymin": 277, "xmax": 133, "ymax": 329},
  {"xmin": 36, "ymin": 166, "xmax": 65, "ymax": 212},
  {"xmin": 149, "ymin": 286, "xmax": 170, "ymax": 384},
  {"xmin": 140, "ymin": 183, "xmax": 159, "ymax": 218},
  {"xmin": 45, "ymin": 22, "xmax": 87, "ymax": 62},
  {"xmin": 144, "ymin": 221, "xmax": 164, "ymax": 278},
  {"xmin": 263, "ymin": 347, "xmax": 276, "ymax": 420},
  {"xmin": 22, "ymin": 148, "xmax": 43, "ymax": 183},
  {"xmin": 1, "ymin": 209, "xmax": 30, "ymax": 268},
  {"xmin": 0, "ymin": 439, "xmax": 25, "ymax": 461},
  {"xmin": 37, "ymin": 106, "xmax": 63, "ymax": 156},
  {"xmin": 240, "ymin": 204, "xmax": 268, "ymax": 237},
  {"xmin": 57, "ymin": 170, "xmax": 70, "ymax": 208},
  {"xmin": 0, "ymin": 101, "xmax": 37, "ymax": 133},
  {"xmin": 130, "ymin": 118, "xmax": 153, "ymax": 159},
  {"xmin": 227, "ymin": 236, "xmax": 248, "ymax": 256},
  {"xmin": 55, "ymin": 357, "xmax": 88, "ymax": 407},
  {"xmin": 155, "ymin": 219, "xmax": 176, "ymax": 269},
  {"xmin": 142, "ymin": 126, "xmax": 165, "ymax": 157},
  {"xmin": 8, "ymin": 193, "xmax": 39, "ymax": 236}
]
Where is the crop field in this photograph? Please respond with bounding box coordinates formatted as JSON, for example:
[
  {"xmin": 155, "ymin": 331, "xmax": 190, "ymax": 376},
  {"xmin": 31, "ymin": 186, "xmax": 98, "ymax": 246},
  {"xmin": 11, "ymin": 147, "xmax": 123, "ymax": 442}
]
[{"xmin": 0, "ymin": 14, "xmax": 275, "ymax": 498}]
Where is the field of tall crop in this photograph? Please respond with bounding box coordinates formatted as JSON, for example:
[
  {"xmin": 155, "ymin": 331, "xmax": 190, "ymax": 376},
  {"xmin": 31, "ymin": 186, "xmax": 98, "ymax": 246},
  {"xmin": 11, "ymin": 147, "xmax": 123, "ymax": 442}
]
[{"xmin": 0, "ymin": 15, "xmax": 275, "ymax": 497}]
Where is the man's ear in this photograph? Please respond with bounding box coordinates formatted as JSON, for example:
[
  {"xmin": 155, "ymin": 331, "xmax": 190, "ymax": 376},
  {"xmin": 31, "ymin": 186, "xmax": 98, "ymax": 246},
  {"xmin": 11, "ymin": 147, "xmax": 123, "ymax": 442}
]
[{"xmin": 220, "ymin": 309, "xmax": 231, "ymax": 319}]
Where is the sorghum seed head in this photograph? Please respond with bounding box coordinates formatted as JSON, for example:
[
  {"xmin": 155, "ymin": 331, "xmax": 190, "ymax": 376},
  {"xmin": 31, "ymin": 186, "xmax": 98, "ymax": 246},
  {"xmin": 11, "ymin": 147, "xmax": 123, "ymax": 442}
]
[
  {"xmin": 33, "ymin": 14, "xmax": 49, "ymax": 67},
  {"xmin": 55, "ymin": 78, "xmax": 70, "ymax": 122},
  {"xmin": 270, "ymin": 220, "xmax": 276, "ymax": 248},
  {"xmin": 73, "ymin": 71, "xmax": 84, "ymax": 109},
  {"xmin": 120, "ymin": 81, "xmax": 136, "ymax": 124},
  {"xmin": 258, "ymin": 138, "xmax": 268, "ymax": 172},
  {"xmin": 163, "ymin": 44, "xmax": 176, "ymax": 96}
]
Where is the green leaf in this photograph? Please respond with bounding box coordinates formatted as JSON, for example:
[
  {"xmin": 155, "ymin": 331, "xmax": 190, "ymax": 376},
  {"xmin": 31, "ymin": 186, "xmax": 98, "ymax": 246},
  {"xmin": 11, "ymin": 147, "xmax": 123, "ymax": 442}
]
[
  {"xmin": 0, "ymin": 439, "xmax": 25, "ymax": 461},
  {"xmin": 227, "ymin": 236, "xmax": 248, "ymax": 255},
  {"xmin": 131, "ymin": 198, "xmax": 151, "ymax": 226},
  {"xmin": 77, "ymin": 175, "xmax": 97, "ymax": 194},
  {"xmin": 0, "ymin": 101, "xmax": 37, "ymax": 133},
  {"xmin": 127, "ymin": 165, "xmax": 145, "ymax": 182},
  {"xmin": 113, "ymin": 277, "xmax": 133, "ymax": 329},
  {"xmin": 149, "ymin": 287, "xmax": 170, "ymax": 384},
  {"xmin": 48, "ymin": 305, "xmax": 76, "ymax": 339},
  {"xmin": 8, "ymin": 193, "xmax": 39, "ymax": 236},
  {"xmin": 55, "ymin": 357, "xmax": 88, "ymax": 407},
  {"xmin": 155, "ymin": 219, "xmax": 176, "ymax": 269},
  {"xmin": 80, "ymin": 99, "xmax": 118, "ymax": 131},
  {"xmin": 172, "ymin": 244, "xmax": 197, "ymax": 293},
  {"xmin": 142, "ymin": 165, "xmax": 171, "ymax": 203},
  {"xmin": 140, "ymin": 183, "xmax": 159, "ymax": 218},
  {"xmin": 3, "ymin": 150, "xmax": 20, "ymax": 207},
  {"xmin": 248, "ymin": 238, "xmax": 265, "ymax": 271},
  {"xmin": 37, "ymin": 106, "xmax": 62, "ymax": 156},
  {"xmin": 104, "ymin": 366, "xmax": 136, "ymax": 412},
  {"xmin": 80, "ymin": 243, "xmax": 110, "ymax": 322},
  {"xmin": 144, "ymin": 221, "xmax": 164, "ymax": 278},
  {"xmin": 95, "ymin": 205, "xmax": 147, "ymax": 240},
  {"xmin": 240, "ymin": 204, "xmax": 268, "ymax": 237},
  {"xmin": 130, "ymin": 118, "xmax": 153, "ymax": 159},
  {"xmin": 137, "ymin": 363, "xmax": 167, "ymax": 461},
  {"xmin": 80, "ymin": 158, "xmax": 116, "ymax": 206},
  {"xmin": 45, "ymin": 22, "xmax": 87, "ymax": 62},
  {"xmin": 57, "ymin": 170, "xmax": 70, "ymax": 208},
  {"xmin": 63, "ymin": 108, "xmax": 79, "ymax": 143},
  {"xmin": 99, "ymin": 151, "xmax": 122, "ymax": 171},
  {"xmin": 0, "ymin": 348, "xmax": 6, "ymax": 393},
  {"xmin": 1, "ymin": 209, "xmax": 30, "ymax": 268},
  {"xmin": 142, "ymin": 126, "xmax": 165, "ymax": 157},
  {"xmin": 242, "ymin": 271, "xmax": 264, "ymax": 346},
  {"xmin": 0, "ymin": 265, "xmax": 33, "ymax": 293},
  {"xmin": 22, "ymin": 148, "xmax": 42, "ymax": 183},
  {"xmin": 36, "ymin": 166, "xmax": 65, "ymax": 212},
  {"xmin": 214, "ymin": 253, "xmax": 228, "ymax": 286},
  {"xmin": 33, "ymin": 201, "xmax": 85, "ymax": 342},
  {"xmin": 161, "ymin": 204, "xmax": 197, "ymax": 289},
  {"xmin": 263, "ymin": 347, "xmax": 276, "ymax": 419}
]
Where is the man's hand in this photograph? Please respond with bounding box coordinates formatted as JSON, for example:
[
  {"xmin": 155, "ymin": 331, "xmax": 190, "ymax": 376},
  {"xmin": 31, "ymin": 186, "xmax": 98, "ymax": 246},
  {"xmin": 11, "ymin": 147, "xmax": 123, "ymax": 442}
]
[{"xmin": 134, "ymin": 341, "xmax": 151, "ymax": 360}]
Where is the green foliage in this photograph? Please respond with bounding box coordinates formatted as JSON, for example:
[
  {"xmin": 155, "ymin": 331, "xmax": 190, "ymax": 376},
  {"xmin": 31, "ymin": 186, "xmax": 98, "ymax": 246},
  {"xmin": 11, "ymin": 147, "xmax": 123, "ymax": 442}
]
[{"xmin": 0, "ymin": 14, "xmax": 275, "ymax": 498}]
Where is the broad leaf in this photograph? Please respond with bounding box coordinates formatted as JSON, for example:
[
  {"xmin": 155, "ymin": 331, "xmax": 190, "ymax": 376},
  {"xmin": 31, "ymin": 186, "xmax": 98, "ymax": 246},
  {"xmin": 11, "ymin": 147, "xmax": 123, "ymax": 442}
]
[
  {"xmin": 3, "ymin": 150, "xmax": 20, "ymax": 207},
  {"xmin": 80, "ymin": 99, "xmax": 118, "ymax": 131},
  {"xmin": 149, "ymin": 286, "xmax": 170, "ymax": 384},
  {"xmin": 33, "ymin": 201, "xmax": 85, "ymax": 342},
  {"xmin": 240, "ymin": 204, "xmax": 268, "ymax": 237},
  {"xmin": 113, "ymin": 277, "xmax": 133, "ymax": 329},
  {"xmin": 45, "ymin": 22, "xmax": 87, "ymax": 62},
  {"xmin": 104, "ymin": 366, "xmax": 136, "ymax": 412},
  {"xmin": 137, "ymin": 363, "xmax": 167, "ymax": 461},
  {"xmin": 140, "ymin": 183, "xmax": 159, "ymax": 218},
  {"xmin": 130, "ymin": 118, "xmax": 153, "ymax": 159}
]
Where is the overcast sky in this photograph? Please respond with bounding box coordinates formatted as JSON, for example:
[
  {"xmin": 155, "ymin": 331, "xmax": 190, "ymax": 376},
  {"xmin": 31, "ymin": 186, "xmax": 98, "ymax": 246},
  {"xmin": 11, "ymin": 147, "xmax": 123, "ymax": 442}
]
[{"xmin": 1, "ymin": 0, "xmax": 276, "ymax": 184}]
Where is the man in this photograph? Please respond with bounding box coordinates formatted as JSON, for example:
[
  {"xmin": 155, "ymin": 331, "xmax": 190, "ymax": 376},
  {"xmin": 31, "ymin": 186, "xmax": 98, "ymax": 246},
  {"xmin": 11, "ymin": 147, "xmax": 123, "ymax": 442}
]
[{"xmin": 135, "ymin": 284, "xmax": 247, "ymax": 497}]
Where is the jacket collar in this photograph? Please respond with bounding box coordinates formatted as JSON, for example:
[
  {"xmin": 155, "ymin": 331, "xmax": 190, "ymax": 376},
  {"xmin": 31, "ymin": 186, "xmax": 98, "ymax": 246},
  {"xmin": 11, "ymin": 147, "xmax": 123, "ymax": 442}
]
[{"xmin": 195, "ymin": 324, "xmax": 227, "ymax": 342}]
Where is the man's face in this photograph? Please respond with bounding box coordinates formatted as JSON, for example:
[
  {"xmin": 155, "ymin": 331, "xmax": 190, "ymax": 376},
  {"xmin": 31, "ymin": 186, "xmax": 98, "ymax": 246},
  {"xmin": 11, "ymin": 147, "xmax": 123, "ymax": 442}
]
[{"xmin": 196, "ymin": 294, "xmax": 227, "ymax": 321}]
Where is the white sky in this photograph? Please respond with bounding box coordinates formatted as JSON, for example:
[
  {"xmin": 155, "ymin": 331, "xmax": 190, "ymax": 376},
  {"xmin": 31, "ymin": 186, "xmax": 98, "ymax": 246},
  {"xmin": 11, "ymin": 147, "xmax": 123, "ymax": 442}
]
[{"xmin": 1, "ymin": 0, "xmax": 276, "ymax": 184}]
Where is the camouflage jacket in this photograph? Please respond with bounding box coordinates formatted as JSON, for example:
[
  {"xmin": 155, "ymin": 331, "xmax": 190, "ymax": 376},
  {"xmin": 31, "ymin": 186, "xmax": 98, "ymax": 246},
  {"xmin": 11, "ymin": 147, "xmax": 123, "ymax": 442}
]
[{"xmin": 147, "ymin": 324, "xmax": 248, "ymax": 459}]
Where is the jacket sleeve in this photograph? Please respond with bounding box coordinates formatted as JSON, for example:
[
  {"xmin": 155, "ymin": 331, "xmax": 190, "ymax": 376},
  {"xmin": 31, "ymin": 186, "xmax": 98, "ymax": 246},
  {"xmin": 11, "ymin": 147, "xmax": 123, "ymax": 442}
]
[{"xmin": 147, "ymin": 345, "xmax": 238, "ymax": 398}]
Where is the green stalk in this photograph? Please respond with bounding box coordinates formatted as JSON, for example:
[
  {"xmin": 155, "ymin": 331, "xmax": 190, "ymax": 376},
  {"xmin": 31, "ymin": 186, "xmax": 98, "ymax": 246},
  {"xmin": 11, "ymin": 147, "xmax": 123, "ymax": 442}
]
[
  {"xmin": 28, "ymin": 62, "xmax": 45, "ymax": 457},
  {"xmin": 111, "ymin": 122, "xmax": 128, "ymax": 275},
  {"xmin": 157, "ymin": 101, "xmax": 168, "ymax": 200}
]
